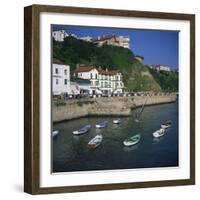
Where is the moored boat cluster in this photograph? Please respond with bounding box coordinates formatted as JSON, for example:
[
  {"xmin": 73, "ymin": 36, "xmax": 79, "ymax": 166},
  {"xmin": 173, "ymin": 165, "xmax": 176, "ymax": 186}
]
[{"xmin": 53, "ymin": 120, "xmax": 172, "ymax": 149}]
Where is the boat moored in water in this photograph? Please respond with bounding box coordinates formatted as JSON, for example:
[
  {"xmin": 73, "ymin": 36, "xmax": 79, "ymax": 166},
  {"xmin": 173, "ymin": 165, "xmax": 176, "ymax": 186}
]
[
  {"xmin": 52, "ymin": 130, "xmax": 59, "ymax": 137},
  {"xmin": 73, "ymin": 125, "xmax": 91, "ymax": 135},
  {"xmin": 123, "ymin": 134, "xmax": 141, "ymax": 146},
  {"xmin": 88, "ymin": 134, "xmax": 103, "ymax": 149},
  {"xmin": 153, "ymin": 128, "xmax": 165, "ymax": 138},
  {"xmin": 96, "ymin": 121, "xmax": 108, "ymax": 128},
  {"xmin": 113, "ymin": 119, "xmax": 121, "ymax": 124},
  {"xmin": 161, "ymin": 121, "xmax": 172, "ymax": 129}
]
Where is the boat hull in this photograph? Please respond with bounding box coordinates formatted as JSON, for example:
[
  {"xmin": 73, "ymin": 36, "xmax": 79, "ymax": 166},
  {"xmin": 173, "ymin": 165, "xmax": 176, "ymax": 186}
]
[
  {"xmin": 113, "ymin": 119, "xmax": 120, "ymax": 124},
  {"xmin": 52, "ymin": 130, "xmax": 59, "ymax": 137},
  {"xmin": 73, "ymin": 125, "xmax": 91, "ymax": 135},
  {"xmin": 88, "ymin": 135, "xmax": 103, "ymax": 149},
  {"xmin": 96, "ymin": 122, "xmax": 108, "ymax": 128},
  {"xmin": 153, "ymin": 128, "xmax": 165, "ymax": 138},
  {"xmin": 161, "ymin": 124, "xmax": 171, "ymax": 129},
  {"xmin": 123, "ymin": 134, "xmax": 141, "ymax": 146}
]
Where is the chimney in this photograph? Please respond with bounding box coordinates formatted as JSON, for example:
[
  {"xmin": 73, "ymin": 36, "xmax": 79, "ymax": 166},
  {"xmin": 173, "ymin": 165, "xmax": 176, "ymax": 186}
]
[
  {"xmin": 76, "ymin": 64, "xmax": 80, "ymax": 70},
  {"xmin": 106, "ymin": 68, "xmax": 108, "ymax": 72},
  {"xmin": 98, "ymin": 66, "xmax": 102, "ymax": 70}
]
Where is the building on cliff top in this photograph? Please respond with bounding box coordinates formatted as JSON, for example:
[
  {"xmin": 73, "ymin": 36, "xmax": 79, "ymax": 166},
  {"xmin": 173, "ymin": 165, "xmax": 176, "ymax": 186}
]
[{"xmin": 93, "ymin": 35, "xmax": 130, "ymax": 49}]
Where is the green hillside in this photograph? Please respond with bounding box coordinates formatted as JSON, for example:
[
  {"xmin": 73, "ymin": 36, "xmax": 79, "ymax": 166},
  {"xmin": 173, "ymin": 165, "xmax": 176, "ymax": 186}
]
[
  {"xmin": 53, "ymin": 36, "xmax": 177, "ymax": 92},
  {"xmin": 149, "ymin": 69, "xmax": 178, "ymax": 92}
]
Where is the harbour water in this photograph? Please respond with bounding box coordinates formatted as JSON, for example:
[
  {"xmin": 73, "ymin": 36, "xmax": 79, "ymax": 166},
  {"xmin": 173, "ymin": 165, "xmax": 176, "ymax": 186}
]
[{"xmin": 52, "ymin": 101, "xmax": 178, "ymax": 173}]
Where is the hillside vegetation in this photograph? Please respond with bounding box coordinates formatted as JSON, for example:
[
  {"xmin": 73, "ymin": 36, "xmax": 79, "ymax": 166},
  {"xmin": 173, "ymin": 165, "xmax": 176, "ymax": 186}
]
[{"xmin": 53, "ymin": 37, "xmax": 177, "ymax": 92}]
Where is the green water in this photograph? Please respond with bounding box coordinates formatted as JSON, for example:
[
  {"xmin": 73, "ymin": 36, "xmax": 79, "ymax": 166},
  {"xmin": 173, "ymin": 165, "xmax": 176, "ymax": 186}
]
[{"xmin": 53, "ymin": 101, "xmax": 178, "ymax": 172}]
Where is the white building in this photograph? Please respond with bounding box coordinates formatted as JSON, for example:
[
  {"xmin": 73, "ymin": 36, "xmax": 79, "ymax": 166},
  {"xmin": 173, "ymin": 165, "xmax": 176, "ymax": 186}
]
[
  {"xmin": 52, "ymin": 30, "xmax": 69, "ymax": 42},
  {"xmin": 78, "ymin": 36, "xmax": 93, "ymax": 42},
  {"xmin": 70, "ymin": 78, "xmax": 93, "ymax": 95},
  {"xmin": 52, "ymin": 59, "xmax": 71, "ymax": 96},
  {"xmin": 93, "ymin": 35, "xmax": 130, "ymax": 49},
  {"xmin": 74, "ymin": 66, "xmax": 124, "ymax": 95},
  {"xmin": 155, "ymin": 65, "xmax": 171, "ymax": 72}
]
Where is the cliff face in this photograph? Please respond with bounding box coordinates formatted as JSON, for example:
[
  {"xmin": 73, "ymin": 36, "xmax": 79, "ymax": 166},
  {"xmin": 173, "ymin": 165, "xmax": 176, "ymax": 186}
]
[{"xmin": 53, "ymin": 95, "xmax": 177, "ymax": 122}]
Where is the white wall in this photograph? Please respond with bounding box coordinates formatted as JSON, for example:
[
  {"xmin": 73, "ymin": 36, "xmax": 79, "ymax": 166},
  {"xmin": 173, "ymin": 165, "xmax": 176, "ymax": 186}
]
[
  {"xmin": 78, "ymin": 69, "xmax": 99, "ymax": 79},
  {"xmin": 52, "ymin": 64, "xmax": 70, "ymax": 95},
  {"xmin": 0, "ymin": 0, "xmax": 199, "ymax": 200}
]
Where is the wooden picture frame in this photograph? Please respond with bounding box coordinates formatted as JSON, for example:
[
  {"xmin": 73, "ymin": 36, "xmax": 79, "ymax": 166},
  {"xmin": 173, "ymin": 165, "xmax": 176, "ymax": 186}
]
[{"xmin": 24, "ymin": 4, "xmax": 195, "ymax": 194}]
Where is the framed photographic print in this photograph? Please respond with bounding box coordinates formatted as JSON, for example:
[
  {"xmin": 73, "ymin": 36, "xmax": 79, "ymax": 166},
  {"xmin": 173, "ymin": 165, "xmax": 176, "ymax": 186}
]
[{"xmin": 24, "ymin": 4, "xmax": 195, "ymax": 194}]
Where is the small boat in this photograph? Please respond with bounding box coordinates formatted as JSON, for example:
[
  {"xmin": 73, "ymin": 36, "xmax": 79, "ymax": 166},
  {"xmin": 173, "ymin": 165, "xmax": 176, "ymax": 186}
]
[
  {"xmin": 161, "ymin": 121, "xmax": 172, "ymax": 129},
  {"xmin": 88, "ymin": 134, "xmax": 103, "ymax": 149},
  {"xmin": 52, "ymin": 130, "xmax": 59, "ymax": 137},
  {"xmin": 113, "ymin": 119, "xmax": 121, "ymax": 124},
  {"xmin": 153, "ymin": 128, "xmax": 165, "ymax": 138},
  {"xmin": 96, "ymin": 121, "xmax": 108, "ymax": 128},
  {"xmin": 73, "ymin": 125, "xmax": 91, "ymax": 135},
  {"xmin": 123, "ymin": 134, "xmax": 141, "ymax": 146}
]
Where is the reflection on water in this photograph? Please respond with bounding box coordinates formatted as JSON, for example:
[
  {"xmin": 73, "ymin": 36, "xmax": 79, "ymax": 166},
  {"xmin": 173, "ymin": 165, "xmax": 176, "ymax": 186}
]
[{"xmin": 53, "ymin": 101, "xmax": 178, "ymax": 172}]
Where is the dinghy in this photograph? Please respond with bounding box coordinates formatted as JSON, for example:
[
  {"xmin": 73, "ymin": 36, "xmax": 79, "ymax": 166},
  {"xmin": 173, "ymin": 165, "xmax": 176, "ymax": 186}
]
[
  {"xmin": 96, "ymin": 121, "xmax": 108, "ymax": 128},
  {"xmin": 123, "ymin": 134, "xmax": 141, "ymax": 146},
  {"xmin": 113, "ymin": 119, "xmax": 121, "ymax": 124},
  {"xmin": 161, "ymin": 121, "xmax": 172, "ymax": 129},
  {"xmin": 73, "ymin": 125, "xmax": 91, "ymax": 135},
  {"xmin": 52, "ymin": 130, "xmax": 59, "ymax": 137},
  {"xmin": 153, "ymin": 128, "xmax": 165, "ymax": 138},
  {"xmin": 88, "ymin": 134, "xmax": 103, "ymax": 149}
]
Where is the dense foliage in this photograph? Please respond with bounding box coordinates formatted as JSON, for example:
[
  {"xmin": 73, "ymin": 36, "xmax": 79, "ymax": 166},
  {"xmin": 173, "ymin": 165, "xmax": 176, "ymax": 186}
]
[
  {"xmin": 149, "ymin": 69, "xmax": 178, "ymax": 92},
  {"xmin": 53, "ymin": 37, "xmax": 178, "ymax": 92}
]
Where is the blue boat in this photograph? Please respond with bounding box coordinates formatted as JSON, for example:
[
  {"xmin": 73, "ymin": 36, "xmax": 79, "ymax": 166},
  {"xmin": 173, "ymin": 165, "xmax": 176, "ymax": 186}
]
[
  {"xmin": 96, "ymin": 121, "xmax": 108, "ymax": 128},
  {"xmin": 73, "ymin": 125, "xmax": 91, "ymax": 135}
]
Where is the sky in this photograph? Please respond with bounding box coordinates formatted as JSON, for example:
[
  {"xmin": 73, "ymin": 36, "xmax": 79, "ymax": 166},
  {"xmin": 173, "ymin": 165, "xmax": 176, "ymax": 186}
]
[{"xmin": 53, "ymin": 25, "xmax": 179, "ymax": 69}]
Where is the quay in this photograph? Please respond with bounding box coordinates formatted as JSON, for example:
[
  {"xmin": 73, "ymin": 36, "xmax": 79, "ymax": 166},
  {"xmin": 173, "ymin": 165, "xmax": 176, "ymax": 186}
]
[{"xmin": 53, "ymin": 94, "xmax": 177, "ymax": 122}]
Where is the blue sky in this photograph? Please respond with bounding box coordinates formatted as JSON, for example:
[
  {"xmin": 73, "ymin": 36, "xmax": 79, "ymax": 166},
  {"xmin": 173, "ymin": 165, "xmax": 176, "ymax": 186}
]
[{"xmin": 53, "ymin": 25, "xmax": 179, "ymax": 69}]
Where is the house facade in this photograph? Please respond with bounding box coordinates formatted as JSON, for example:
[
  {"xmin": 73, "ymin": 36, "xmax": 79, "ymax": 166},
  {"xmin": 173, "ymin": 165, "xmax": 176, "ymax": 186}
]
[
  {"xmin": 74, "ymin": 66, "xmax": 124, "ymax": 95},
  {"xmin": 70, "ymin": 77, "xmax": 93, "ymax": 95},
  {"xmin": 52, "ymin": 30, "xmax": 69, "ymax": 42},
  {"xmin": 93, "ymin": 35, "xmax": 130, "ymax": 49},
  {"xmin": 52, "ymin": 59, "xmax": 71, "ymax": 95},
  {"xmin": 155, "ymin": 65, "xmax": 171, "ymax": 72}
]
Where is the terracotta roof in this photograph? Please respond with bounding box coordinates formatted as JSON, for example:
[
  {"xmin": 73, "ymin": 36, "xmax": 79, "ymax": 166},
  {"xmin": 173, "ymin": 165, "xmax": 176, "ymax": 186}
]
[
  {"xmin": 53, "ymin": 58, "xmax": 65, "ymax": 65},
  {"xmin": 75, "ymin": 66, "xmax": 97, "ymax": 73},
  {"xmin": 75, "ymin": 66, "xmax": 120, "ymax": 75}
]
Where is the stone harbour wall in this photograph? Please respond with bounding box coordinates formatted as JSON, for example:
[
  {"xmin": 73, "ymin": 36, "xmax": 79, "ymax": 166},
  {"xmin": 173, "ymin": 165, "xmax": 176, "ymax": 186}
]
[{"xmin": 53, "ymin": 95, "xmax": 177, "ymax": 122}]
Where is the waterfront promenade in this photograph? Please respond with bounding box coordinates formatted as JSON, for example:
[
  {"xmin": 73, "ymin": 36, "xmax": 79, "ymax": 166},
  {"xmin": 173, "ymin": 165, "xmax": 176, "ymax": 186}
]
[{"xmin": 53, "ymin": 94, "xmax": 177, "ymax": 122}]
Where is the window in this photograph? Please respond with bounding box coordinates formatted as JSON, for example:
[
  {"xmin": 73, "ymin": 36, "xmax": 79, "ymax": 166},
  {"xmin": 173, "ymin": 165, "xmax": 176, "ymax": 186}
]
[
  {"xmin": 64, "ymin": 79, "xmax": 67, "ymax": 85},
  {"xmin": 56, "ymin": 79, "xmax": 59, "ymax": 85},
  {"xmin": 90, "ymin": 73, "xmax": 92, "ymax": 79},
  {"xmin": 64, "ymin": 69, "xmax": 67, "ymax": 75},
  {"xmin": 55, "ymin": 68, "xmax": 58, "ymax": 74},
  {"xmin": 95, "ymin": 74, "xmax": 97, "ymax": 79}
]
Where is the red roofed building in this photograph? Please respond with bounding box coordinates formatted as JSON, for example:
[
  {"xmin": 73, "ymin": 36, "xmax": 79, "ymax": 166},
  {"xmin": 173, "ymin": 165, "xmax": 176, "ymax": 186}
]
[
  {"xmin": 74, "ymin": 65, "xmax": 124, "ymax": 95},
  {"xmin": 93, "ymin": 35, "xmax": 130, "ymax": 49}
]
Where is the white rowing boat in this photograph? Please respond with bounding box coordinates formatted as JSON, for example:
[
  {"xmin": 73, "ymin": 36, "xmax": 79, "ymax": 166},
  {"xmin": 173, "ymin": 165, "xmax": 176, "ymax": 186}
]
[
  {"xmin": 113, "ymin": 119, "xmax": 121, "ymax": 124},
  {"xmin": 153, "ymin": 128, "xmax": 165, "ymax": 138},
  {"xmin": 96, "ymin": 121, "xmax": 108, "ymax": 128},
  {"xmin": 52, "ymin": 130, "xmax": 59, "ymax": 137},
  {"xmin": 88, "ymin": 135, "xmax": 103, "ymax": 149}
]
